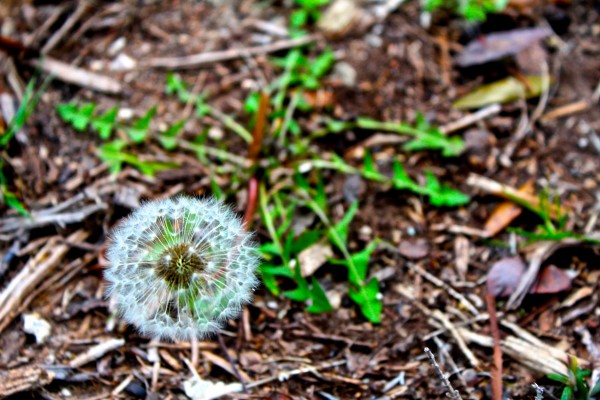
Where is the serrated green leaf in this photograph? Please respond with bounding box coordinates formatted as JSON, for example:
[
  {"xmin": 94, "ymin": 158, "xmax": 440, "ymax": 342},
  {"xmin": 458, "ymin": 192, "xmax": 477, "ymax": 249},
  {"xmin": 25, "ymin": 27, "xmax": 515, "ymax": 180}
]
[
  {"xmin": 348, "ymin": 278, "xmax": 382, "ymax": 323},
  {"xmin": 424, "ymin": 172, "xmax": 470, "ymax": 207},
  {"xmin": 310, "ymin": 47, "xmax": 334, "ymax": 78},
  {"xmin": 290, "ymin": 9, "xmax": 308, "ymax": 28},
  {"xmin": 403, "ymin": 132, "xmax": 465, "ymax": 157},
  {"xmin": 260, "ymin": 265, "xmax": 283, "ymax": 295},
  {"xmin": 314, "ymin": 175, "xmax": 327, "ymax": 211},
  {"xmin": 260, "ymin": 264, "xmax": 294, "ymax": 278},
  {"xmin": 124, "ymin": 107, "xmax": 156, "ymax": 143},
  {"xmin": 135, "ymin": 160, "xmax": 178, "ymax": 177},
  {"xmin": 330, "ymin": 201, "xmax": 358, "ymax": 250},
  {"xmin": 290, "ymin": 229, "xmax": 324, "ymax": 255},
  {"xmin": 57, "ymin": 102, "xmax": 96, "ymax": 131},
  {"xmin": 330, "ymin": 240, "xmax": 377, "ymax": 286},
  {"xmin": 362, "ymin": 151, "xmax": 386, "ymax": 182},
  {"xmin": 158, "ymin": 119, "xmax": 185, "ymax": 150},
  {"xmin": 165, "ymin": 73, "xmax": 190, "ymax": 102},
  {"xmin": 306, "ymin": 277, "xmax": 332, "ymax": 313},
  {"xmin": 392, "ymin": 159, "xmax": 418, "ymax": 190},
  {"xmin": 90, "ymin": 106, "xmax": 118, "ymax": 140},
  {"xmin": 283, "ymin": 265, "xmax": 310, "ymax": 302}
]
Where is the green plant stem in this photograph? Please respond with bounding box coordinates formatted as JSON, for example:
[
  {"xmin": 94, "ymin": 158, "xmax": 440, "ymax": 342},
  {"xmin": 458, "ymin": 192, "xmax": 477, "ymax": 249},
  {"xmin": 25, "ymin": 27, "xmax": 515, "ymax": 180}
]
[
  {"xmin": 296, "ymin": 189, "xmax": 380, "ymax": 320},
  {"xmin": 277, "ymin": 90, "xmax": 301, "ymax": 146},
  {"xmin": 206, "ymin": 106, "xmax": 253, "ymax": 144},
  {"xmin": 173, "ymin": 137, "xmax": 249, "ymax": 167}
]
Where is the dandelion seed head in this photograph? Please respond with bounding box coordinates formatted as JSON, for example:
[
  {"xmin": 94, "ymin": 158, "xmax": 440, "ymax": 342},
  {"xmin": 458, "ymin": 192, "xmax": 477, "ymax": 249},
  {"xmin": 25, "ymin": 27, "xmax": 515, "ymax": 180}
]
[{"xmin": 104, "ymin": 196, "xmax": 259, "ymax": 341}]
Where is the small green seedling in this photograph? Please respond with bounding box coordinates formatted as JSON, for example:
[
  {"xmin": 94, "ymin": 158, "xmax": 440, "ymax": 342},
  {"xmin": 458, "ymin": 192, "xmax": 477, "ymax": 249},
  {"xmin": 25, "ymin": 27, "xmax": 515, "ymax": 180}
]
[
  {"xmin": 548, "ymin": 357, "xmax": 600, "ymax": 400},
  {"xmin": 508, "ymin": 187, "xmax": 600, "ymax": 245},
  {"xmin": 1, "ymin": 77, "xmax": 51, "ymax": 216},
  {"xmin": 57, "ymin": 102, "xmax": 179, "ymax": 176},
  {"xmin": 302, "ymin": 151, "xmax": 469, "ymax": 207},
  {"xmin": 289, "ymin": 0, "xmax": 331, "ymax": 29},
  {"xmin": 425, "ymin": 0, "xmax": 508, "ymax": 22},
  {"xmin": 258, "ymin": 182, "xmax": 333, "ymax": 313},
  {"xmin": 321, "ymin": 113, "xmax": 465, "ymax": 157}
]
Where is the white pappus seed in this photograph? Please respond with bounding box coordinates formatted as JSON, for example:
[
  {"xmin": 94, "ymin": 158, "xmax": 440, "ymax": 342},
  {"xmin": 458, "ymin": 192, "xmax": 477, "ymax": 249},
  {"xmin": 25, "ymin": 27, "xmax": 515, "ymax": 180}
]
[{"xmin": 104, "ymin": 196, "xmax": 259, "ymax": 341}]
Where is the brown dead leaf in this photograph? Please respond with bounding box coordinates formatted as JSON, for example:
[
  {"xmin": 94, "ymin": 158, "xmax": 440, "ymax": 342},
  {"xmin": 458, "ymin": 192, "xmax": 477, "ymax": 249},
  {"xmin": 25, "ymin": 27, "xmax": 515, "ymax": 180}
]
[
  {"xmin": 298, "ymin": 241, "xmax": 334, "ymax": 277},
  {"xmin": 484, "ymin": 181, "xmax": 534, "ymax": 237},
  {"xmin": 398, "ymin": 238, "xmax": 430, "ymax": 260},
  {"xmin": 456, "ymin": 27, "xmax": 552, "ymax": 67},
  {"xmin": 303, "ymin": 89, "xmax": 335, "ymax": 109},
  {"xmin": 488, "ymin": 257, "xmax": 573, "ymax": 299},
  {"xmin": 530, "ymin": 265, "xmax": 572, "ymax": 294}
]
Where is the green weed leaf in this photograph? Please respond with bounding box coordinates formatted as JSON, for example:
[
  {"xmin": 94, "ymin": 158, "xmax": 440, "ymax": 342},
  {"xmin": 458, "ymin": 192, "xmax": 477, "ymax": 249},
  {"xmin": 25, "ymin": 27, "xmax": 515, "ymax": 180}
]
[
  {"xmin": 310, "ymin": 47, "xmax": 334, "ymax": 78},
  {"xmin": 57, "ymin": 102, "xmax": 95, "ymax": 131},
  {"xmin": 290, "ymin": 9, "xmax": 308, "ymax": 27},
  {"xmin": 548, "ymin": 373, "xmax": 571, "ymax": 386},
  {"xmin": 90, "ymin": 106, "xmax": 118, "ymax": 140},
  {"xmin": 424, "ymin": 172, "xmax": 470, "ymax": 207},
  {"xmin": 331, "ymin": 240, "xmax": 377, "ymax": 287},
  {"xmin": 158, "ymin": 119, "xmax": 185, "ymax": 150},
  {"xmin": 348, "ymin": 278, "xmax": 382, "ymax": 323},
  {"xmin": 330, "ymin": 201, "xmax": 359, "ymax": 250},
  {"xmin": 2, "ymin": 188, "xmax": 29, "ymax": 216},
  {"xmin": 306, "ymin": 277, "xmax": 333, "ymax": 313},
  {"xmin": 283, "ymin": 265, "xmax": 311, "ymax": 302},
  {"xmin": 362, "ymin": 151, "xmax": 386, "ymax": 182},
  {"xmin": 125, "ymin": 107, "xmax": 156, "ymax": 143},
  {"xmin": 560, "ymin": 386, "xmax": 573, "ymax": 400}
]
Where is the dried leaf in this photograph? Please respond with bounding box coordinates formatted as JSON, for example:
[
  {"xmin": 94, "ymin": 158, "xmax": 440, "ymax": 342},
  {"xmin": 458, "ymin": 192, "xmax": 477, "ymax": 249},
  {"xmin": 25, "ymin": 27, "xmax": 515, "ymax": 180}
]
[
  {"xmin": 398, "ymin": 238, "xmax": 430, "ymax": 260},
  {"xmin": 456, "ymin": 27, "xmax": 552, "ymax": 67},
  {"xmin": 453, "ymin": 76, "xmax": 549, "ymax": 110},
  {"xmin": 483, "ymin": 181, "xmax": 534, "ymax": 237},
  {"xmin": 298, "ymin": 241, "xmax": 334, "ymax": 278},
  {"xmin": 530, "ymin": 265, "xmax": 572, "ymax": 294}
]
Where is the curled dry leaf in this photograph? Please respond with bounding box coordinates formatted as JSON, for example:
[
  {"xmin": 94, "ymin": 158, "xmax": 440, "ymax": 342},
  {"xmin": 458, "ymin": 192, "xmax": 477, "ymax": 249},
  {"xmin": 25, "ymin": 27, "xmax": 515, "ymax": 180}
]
[
  {"xmin": 398, "ymin": 238, "xmax": 430, "ymax": 260},
  {"xmin": 483, "ymin": 181, "xmax": 534, "ymax": 237},
  {"xmin": 298, "ymin": 241, "xmax": 334, "ymax": 277},
  {"xmin": 487, "ymin": 257, "xmax": 573, "ymax": 299},
  {"xmin": 530, "ymin": 265, "xmax": 572, "ymax": 295},
  {"xmin": 453, "ymin": 75, "xmax": 550, "ymax": 110},
  {"xmin": 456, "ymin": 27, "xmax": 553, "ymax": 67}
]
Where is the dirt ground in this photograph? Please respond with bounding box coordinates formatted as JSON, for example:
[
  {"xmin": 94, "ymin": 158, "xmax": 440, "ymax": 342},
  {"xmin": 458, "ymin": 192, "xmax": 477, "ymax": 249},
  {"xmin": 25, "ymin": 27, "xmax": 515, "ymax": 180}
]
[{"xmin": 1, "ymin": 0, "xmax": 600, "ymax": 399}]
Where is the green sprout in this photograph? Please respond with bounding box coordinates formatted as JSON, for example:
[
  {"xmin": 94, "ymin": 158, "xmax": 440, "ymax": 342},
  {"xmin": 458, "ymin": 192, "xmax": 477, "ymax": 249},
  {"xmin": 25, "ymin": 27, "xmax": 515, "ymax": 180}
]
[{"xmin": 548, "ymin": 357, "xmax": 600, "ymax": 400}]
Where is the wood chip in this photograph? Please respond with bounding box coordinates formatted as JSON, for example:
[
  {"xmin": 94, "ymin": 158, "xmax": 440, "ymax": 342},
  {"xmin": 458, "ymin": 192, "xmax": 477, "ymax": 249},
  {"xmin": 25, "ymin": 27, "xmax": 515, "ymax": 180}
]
[
  {"xmin": 0, "ymin": 365, "xmax": 55, "ymax": 397},
  {"xmin": 69, "ymin": 338, "xmax": 126, "ymax": 368}
]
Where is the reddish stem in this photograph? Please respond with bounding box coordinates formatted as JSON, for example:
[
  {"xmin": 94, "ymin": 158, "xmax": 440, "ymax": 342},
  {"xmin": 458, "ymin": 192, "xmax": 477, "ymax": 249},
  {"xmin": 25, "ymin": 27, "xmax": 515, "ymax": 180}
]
[{"xmin": 486, "ymin": 290, "xmax": 503, "ymax": 400}]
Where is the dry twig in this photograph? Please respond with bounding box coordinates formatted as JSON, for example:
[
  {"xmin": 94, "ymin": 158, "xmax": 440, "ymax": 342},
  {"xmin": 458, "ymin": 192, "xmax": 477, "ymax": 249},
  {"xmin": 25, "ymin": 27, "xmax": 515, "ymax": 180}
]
[
  {"xmin": 142, "ymin": 35, "xmax": 318, "ymax": 69},
  {"xmin": 424, "ymin": 347, "xmax": 463, "ymax": 400}
]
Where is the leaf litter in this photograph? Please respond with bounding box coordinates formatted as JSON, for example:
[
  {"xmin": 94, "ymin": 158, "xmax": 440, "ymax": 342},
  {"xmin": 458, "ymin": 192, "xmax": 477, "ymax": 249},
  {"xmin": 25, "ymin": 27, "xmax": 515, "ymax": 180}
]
[{"xmin": 0, "ymin": 1, "xmax": 599, "ymax": 399}]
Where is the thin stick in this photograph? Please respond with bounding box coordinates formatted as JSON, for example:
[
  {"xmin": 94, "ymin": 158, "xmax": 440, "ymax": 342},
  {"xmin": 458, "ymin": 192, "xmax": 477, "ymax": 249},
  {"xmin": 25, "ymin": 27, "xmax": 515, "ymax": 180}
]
[
  {"xmin": 440, "ymin": 104, "xmax": 501, "ymax": 134},
  {"xmin": 424, "ymin": 347, "xmax": 463, "ymax": 400},
  {"xmin": 216, "ymin": 331, "xmax": 247, "ymax": 393},
  {"xmin": 532, "ymin": 383, "xmax": 544, "ymax": 400},
  {"xmin": 42, "ymin": 0, "xmax": 91, "ymax": 54},
  {"xmin": 143, "ymin": 35, "xmax": 318, "ymax": 69},
  {"xmin": 486, "ymin": 291, "xmax": 503, "ymax": 400}
]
